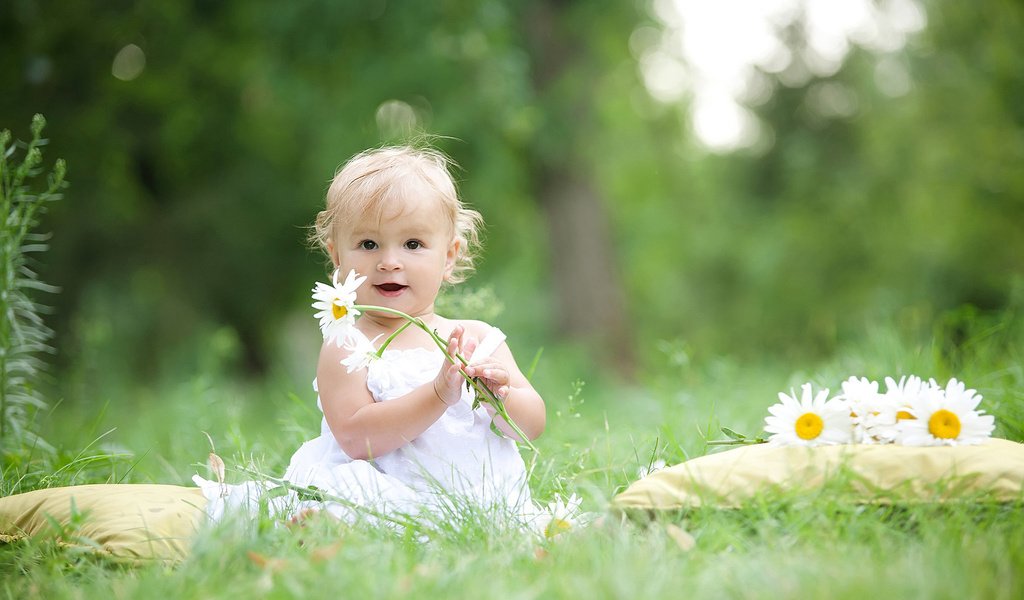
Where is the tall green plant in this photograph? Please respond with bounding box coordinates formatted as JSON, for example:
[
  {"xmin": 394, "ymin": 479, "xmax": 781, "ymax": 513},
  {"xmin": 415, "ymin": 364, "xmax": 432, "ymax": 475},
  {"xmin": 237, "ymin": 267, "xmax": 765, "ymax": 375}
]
[{"xmin": 0, "ymin": 114, "xmax": 66, "ymax": 452}]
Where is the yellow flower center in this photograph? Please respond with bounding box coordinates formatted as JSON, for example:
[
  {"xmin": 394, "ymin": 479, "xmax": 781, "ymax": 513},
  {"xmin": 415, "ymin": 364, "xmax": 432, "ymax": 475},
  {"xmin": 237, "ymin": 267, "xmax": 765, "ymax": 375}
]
[
  {"xmin": 332, "ymin": 303, "xmax": 348, "ymax": 320},
  {"xmin": 896, "ymin": 410, "xmax": 915, "ymax": 420},
  {"xmin": 928, "ymin": 409, "xmax": 961, "ymax": 440},
  {"xmin": 795, "ymin": 413, "xmax": 824, "ymax": 440},
  {"xmin": 545, "ymin": 518, "xmax": 572, "ymax": 538}
]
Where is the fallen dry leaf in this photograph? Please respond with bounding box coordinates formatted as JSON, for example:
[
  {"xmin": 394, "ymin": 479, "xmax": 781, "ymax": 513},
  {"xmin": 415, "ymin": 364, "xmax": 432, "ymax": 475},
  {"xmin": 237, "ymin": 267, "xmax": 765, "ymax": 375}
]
[
  {"xmin": 208, "ymin": 452, "xmax": 226, "ymax": 485},
  {"xmin": 664, "ymin": 523, "xmax": 696, "ymax": 552},
  {"xmin": 247, "ymin": 551, "xmax": 288, "ymax": 572},
  {"xmin": 309, "ymin": 541, "xmax": 343, "ymax": 563}
]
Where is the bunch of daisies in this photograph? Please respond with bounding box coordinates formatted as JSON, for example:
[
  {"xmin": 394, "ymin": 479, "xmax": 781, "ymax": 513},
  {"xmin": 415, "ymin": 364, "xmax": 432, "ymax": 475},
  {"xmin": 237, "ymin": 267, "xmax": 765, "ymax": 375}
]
[{"xmin": 764, "ymin": 375, "xmax": 996, "ymax": 447}]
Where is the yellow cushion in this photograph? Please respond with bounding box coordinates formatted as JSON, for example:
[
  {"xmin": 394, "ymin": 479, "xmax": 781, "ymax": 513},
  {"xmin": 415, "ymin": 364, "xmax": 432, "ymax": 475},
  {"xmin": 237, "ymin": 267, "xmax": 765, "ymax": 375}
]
[
  {"xmin": 0, "ymin": 484, "xmax": 207, "ymax": 563},
  {"xmin": 613, "ymin": 438, "xmax": 1024, "ymax": 511}
]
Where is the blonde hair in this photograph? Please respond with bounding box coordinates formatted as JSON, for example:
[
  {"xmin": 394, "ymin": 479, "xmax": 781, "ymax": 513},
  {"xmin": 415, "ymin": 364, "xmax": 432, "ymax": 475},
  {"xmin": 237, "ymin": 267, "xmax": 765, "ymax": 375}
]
[{"xmin": 311, "ymin": 145, "xmax": 483, "ymax": 284}]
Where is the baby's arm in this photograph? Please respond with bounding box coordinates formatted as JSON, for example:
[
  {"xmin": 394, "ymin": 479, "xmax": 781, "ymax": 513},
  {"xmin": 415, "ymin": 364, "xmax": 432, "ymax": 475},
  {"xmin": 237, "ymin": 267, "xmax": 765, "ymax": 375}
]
[
  {"xmin": 462, "ymin": 338, "xmax": 546, "ymax": 442},
  {"xmin": 317, "ymin": 327, "xmax": 472, "ymax": 460}
]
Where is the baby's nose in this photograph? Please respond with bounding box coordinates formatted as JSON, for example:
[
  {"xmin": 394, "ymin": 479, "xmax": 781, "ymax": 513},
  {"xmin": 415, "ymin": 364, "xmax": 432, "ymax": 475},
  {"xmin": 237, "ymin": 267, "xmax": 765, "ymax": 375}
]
[{"xmin": 377, "ymin": 254, "xmax": 402, "ymax": 271}]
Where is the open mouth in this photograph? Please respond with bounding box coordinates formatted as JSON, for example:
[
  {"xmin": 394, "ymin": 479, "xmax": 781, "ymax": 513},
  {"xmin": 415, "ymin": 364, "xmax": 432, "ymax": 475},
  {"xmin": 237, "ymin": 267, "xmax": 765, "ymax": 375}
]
[{"xmin": 374, "ymin": 283, "xmax": 408, "ymax": 296}]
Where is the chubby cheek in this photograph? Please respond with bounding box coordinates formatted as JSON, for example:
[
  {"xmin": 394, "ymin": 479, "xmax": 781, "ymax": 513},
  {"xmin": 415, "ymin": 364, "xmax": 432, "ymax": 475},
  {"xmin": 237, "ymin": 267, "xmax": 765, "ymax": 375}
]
[
  {"xmin": 354, "ymin": 287, "xmax": 374, "ymax": 306},
  {"xmin": 335, "ymin": 253, "xmax": 368, "ymax": 278}
]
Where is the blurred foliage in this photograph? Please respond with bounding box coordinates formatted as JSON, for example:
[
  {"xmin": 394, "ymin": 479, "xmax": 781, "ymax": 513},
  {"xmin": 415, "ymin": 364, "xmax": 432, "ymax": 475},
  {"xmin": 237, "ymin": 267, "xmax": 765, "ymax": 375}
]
[
  {"xmin": 0, "ymin": 0, "xmax": 1022, "ymax": 393},
  {"xmin": 0, "ymin": 114, "xmax": 65, "ymax": 456}
]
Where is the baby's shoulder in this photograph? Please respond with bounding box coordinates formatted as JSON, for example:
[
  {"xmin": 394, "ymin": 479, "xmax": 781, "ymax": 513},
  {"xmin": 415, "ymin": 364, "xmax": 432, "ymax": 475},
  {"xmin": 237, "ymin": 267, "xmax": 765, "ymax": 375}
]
[
  {"xmin": 446, "ymin": 318, "xmax": 496, "ymax": 341},
  {"xmin": 316, "ymin": 337, "xmax": 354, "ymax": 371}
]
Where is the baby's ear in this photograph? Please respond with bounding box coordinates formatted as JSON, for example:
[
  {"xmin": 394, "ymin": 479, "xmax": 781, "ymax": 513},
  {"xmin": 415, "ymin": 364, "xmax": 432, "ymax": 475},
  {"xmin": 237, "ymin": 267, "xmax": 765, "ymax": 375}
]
[
  {"xmin": 444, "ymin": 238, "xmax": 461, "ymax": 280},
  {"xmin": 327, "ymin": 240, "xmax": 340, "ymax": 268}
]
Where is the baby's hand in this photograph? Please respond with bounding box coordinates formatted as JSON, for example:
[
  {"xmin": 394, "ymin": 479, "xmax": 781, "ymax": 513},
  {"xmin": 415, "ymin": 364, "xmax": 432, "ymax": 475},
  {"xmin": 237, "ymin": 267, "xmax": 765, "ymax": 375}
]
[
  {"xmin": 463, "ymin": 358, "xmax": 511, "ymax": 403},
  {"xmin": 432, "ymin": 325, "xmax": 476, "ymax": 407}
]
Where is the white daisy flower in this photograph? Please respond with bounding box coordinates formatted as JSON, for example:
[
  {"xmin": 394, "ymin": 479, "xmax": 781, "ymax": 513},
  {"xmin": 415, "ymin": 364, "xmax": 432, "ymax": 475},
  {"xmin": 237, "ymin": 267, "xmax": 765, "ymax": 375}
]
[
  {"xmin": 840, "ymin": 375, "xmax": 919, "ymax": 445},
  {"xmin": 637, "ymin": 459, "xmax": 667, "ymax": 479},
  {"xmin": 864, "ymin": 375, "xmax": 936, "ymax": 444},
  {"xmin": 883, "ymin": 375, "xmax": 933, "ymax": 420},
  {"xmin": 340, "ymin": 334, "xmax": 384, "ymax": 373},
  {"xmin": 897, "ymin": 378, "xmax": 995, "ymax": 446},
  {"xmin": 838, "ymin": 376, "xmax": 880, "ymax": 443},
  {"xmin": 764, "ymin": 383, "xmax": 851, "ymax": 447},
  {"xmin": 541, "ymin": 493, "xmax": 582, "ymax": 538},
  {"xmin": 312, "ymin": 269, "xmax": 366, "ymax": 346},
  {"xmin": 859, "ymin": 405, "xmax": 899, "ymax": 444}
]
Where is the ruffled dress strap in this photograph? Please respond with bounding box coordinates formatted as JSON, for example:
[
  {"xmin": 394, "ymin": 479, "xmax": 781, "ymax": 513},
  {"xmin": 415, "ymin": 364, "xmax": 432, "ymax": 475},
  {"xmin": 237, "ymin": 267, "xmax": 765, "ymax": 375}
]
[{"xmin": 469, "ymin": 326, "xmax": 506, "ymax": 362}]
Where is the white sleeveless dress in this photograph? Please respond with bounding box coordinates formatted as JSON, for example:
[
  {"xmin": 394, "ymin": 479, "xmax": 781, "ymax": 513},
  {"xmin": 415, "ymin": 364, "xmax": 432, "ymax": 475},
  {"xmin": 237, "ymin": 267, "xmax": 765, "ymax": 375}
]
[{"xmin": 193, "ymin": 325, "xmax": 535, "ymax": 525}]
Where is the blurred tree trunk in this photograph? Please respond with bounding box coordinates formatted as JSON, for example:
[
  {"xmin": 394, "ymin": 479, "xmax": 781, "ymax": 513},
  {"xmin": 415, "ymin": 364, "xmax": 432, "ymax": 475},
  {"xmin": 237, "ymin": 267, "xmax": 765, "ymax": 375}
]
[{"xmin": 523, "ymin": 0, "xmax": 634, "ymax": 375}]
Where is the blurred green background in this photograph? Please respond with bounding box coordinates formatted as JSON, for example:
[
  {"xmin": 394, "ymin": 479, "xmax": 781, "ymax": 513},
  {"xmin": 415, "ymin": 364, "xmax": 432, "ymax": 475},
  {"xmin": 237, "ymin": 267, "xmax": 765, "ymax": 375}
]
[{"xmin": 2, "ymin": 0, "xmax": 1022, "ymax": 419}]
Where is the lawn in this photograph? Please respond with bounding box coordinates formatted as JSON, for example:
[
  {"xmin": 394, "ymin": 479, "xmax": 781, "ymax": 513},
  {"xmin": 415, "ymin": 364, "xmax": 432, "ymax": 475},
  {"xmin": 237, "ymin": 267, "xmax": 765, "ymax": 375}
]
[{"xmin": 2, "ymin": 319, "xmax": 1023, "ymax": 599}]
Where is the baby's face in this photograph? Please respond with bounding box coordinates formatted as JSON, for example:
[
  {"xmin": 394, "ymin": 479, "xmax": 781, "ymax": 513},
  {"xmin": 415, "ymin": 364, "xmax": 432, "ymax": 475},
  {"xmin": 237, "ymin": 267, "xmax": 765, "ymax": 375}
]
[{"xmin": 331, "ymin": 194, "xmax": 457, "ymax": 319}]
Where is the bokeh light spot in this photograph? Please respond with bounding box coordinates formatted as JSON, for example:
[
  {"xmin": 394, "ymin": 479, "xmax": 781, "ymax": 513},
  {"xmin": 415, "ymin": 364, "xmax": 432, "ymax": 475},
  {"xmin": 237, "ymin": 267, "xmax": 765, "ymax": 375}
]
[{"xmin": 112, "ymin": 44, "xmax": 146, "ymax": 81}]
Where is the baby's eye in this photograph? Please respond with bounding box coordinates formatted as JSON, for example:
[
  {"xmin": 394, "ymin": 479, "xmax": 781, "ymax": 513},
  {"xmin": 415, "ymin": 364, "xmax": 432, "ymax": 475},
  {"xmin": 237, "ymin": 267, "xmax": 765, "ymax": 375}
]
[
  {"xmin": 358, "ymin": 240, "xmax": 378, "ymax": 250},
  {"xmin": 404, "ymin": 240, "xmax": 423, "ymax": 250}
]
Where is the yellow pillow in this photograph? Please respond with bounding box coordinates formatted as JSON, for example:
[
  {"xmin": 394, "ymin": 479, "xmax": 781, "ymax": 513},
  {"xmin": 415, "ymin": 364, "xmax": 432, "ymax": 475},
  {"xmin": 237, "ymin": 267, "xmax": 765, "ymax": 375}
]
[
  {"xmin": 0, "ymin": 484, "xmax": 207, "ymax": 563},
  {"xmin": 613, "ymin": 438, "xmax": 1024, "ymax": 511}
]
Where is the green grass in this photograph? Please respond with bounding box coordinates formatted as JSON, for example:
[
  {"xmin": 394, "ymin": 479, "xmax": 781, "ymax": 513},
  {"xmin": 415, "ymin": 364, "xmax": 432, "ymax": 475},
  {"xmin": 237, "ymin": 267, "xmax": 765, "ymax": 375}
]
[{"xmin": 2, "ymin": 316, "xmax": 1023, "ymax": 599}]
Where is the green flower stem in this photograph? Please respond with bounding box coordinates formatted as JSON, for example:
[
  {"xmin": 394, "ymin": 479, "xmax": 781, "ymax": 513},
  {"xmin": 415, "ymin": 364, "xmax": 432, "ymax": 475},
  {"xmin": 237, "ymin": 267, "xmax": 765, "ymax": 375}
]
[
  {"xmin": 374, "ymin": 320, "xmax": 413, "ymax": 359},
  {"xmin": 353, "ymin": 304, "xmax": 538, "ymax": 454},
  {"xmin": 236, "ymin": 465, "xmax": 426, "ymax": 533},
  {"xmin": 705, "ymin": 439, "xmax": 768, "ymax": 447}
]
